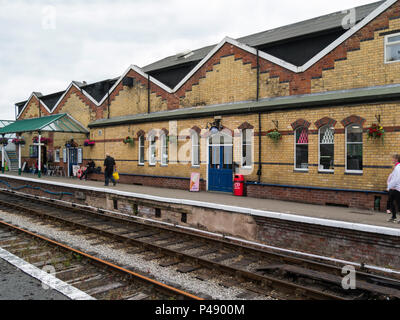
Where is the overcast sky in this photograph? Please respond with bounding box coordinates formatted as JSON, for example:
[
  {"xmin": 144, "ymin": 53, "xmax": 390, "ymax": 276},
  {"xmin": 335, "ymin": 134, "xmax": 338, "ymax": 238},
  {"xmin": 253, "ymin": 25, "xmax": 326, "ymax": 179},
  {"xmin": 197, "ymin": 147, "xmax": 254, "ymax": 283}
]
[{"xmin": 0, "ymin": 0, "xmax": 377, "ymax": 120}]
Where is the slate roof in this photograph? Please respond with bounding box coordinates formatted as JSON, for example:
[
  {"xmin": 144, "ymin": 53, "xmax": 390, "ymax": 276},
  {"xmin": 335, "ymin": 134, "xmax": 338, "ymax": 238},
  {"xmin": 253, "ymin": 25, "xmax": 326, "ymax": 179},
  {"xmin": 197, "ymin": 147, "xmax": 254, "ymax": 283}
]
[{"xmin": 143, "ymin": 1, "xmax": 383, "ymax": 73}]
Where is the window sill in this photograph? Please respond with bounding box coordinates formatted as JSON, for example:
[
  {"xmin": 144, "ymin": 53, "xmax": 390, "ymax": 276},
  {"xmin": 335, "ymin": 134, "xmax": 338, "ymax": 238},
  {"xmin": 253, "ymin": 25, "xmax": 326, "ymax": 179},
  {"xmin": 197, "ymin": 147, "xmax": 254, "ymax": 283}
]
[
  {"xmin": 191, "ymin": 165, "xmax": 200, "ymax": 168},
  {"xmin": 318, "ymin": 170, "xmax": 334, "ymax": 174},
  {"xmin": 294, "ymin": 169, "xmax": 309, "ymax": 173},
  {"xmin": 345, "ymin": 171, "xmax": 363, "ymax": 175}
]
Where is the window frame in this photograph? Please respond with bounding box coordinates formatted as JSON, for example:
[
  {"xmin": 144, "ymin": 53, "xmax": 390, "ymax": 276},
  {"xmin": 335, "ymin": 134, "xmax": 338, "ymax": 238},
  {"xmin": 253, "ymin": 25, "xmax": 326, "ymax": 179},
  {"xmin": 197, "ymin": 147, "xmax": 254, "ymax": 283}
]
[
  {"xmin": 294, "ymin": 126, "xmax": 309, "ymax": 172},
  {"xmin": 241, "ymin": 129, "xmax": 252, "ymax": 169},
  {"xmin": 54, "ymin": 149, "xmax": 60, "ymax": 163},
  {"xmin": 191, "ymin": 131, "xmax": 200, "ymax": 167},
  {"xmin": 148, "ymin": 134, "xmax": 157, "ymax": 166},
  {"xmin": 138, "ymin": 135, "xmax": 145, "ymax": 166},
  {"xmin": 384, "ymin": 33, "xmax": 400, "ymax": 64},
  {"xmin": 345, "ymin": 124, "xmax": 363, "ymax": 174},
  {"xmin": 318, "ymin": 125, "xmax": 335, "ymax": 173},
  {"xmin": 160, "ymin": 133, "xmax": 168, "ymax": 166}
]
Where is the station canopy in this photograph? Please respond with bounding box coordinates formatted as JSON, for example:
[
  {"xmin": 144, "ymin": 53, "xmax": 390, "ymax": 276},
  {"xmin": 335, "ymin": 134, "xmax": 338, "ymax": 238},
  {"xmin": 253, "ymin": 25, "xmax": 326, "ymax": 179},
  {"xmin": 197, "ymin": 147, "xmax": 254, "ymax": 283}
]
[
  {"xmin": 0, "ymin": 120, "xmax": 16, "ymax": 139},
  {"xmin": 0, "ymin": 113, "xmax": 89, "ymax": 135}
]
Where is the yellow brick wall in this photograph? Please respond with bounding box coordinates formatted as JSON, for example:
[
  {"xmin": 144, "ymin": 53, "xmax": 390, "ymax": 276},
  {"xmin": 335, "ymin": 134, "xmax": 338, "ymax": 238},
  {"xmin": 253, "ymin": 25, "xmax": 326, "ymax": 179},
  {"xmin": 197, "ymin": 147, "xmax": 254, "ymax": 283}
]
[
  {"xmin": 312, "ymin": 18, "xmax": 400, "ymax": 93},
  {"xmin": 84, "ymin": 102, "xmax": 399, "ymax": 192},
  {"xmin": 179, "ymin": 55, "xmax": 289, "ymax": 108},
  {"xmin": 109, "ymin": 83, "xmax": 168, "ymax": 118}
]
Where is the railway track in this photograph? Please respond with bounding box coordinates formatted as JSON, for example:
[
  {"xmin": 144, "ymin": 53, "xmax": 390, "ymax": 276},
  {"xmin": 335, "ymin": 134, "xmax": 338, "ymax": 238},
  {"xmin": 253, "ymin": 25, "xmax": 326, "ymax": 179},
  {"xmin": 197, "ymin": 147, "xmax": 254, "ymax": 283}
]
[
  {"xmin": 0, "ymin": 189, "xmax": 399, "ymax": 300},
  {"xmin": 0, "ymin": 220, "xmax": 201, "ymax": 300}
]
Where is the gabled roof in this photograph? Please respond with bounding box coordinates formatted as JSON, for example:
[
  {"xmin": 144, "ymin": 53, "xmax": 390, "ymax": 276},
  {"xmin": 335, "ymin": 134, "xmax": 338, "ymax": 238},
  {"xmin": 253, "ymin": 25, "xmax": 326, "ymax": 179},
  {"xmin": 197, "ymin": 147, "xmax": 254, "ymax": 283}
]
[
  {"xmin": 15, "ymin": 0, "xmax": 397, "ymax": 118},
  {"xmin": 0, "ymin": 114, "xmax": 89, "ymax": 134},
  {"xmin": 143, "ymin": 1, "xmax": 384, "ymax": 72}
]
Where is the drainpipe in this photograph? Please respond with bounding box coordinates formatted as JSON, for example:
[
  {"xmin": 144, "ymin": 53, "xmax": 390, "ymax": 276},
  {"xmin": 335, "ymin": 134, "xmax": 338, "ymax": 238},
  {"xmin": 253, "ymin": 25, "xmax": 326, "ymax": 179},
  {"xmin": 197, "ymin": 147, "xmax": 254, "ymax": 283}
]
[
  {"xmin": 147, "ymin": 74, "xmax": 151, "ymax": 114},
  {"xmin": 107, "ymin": 82, "xmax": 111, "ymax": 119},
  {"xmin": 256, "ymin": 49, "xmax": 262, "ymax": 183}
]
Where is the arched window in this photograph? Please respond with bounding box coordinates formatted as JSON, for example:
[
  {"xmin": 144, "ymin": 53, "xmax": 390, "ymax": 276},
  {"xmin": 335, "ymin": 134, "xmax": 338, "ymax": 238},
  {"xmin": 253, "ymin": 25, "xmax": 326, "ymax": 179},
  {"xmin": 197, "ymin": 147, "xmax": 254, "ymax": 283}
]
[
  {"xmin": 295, "ymin": 126, "xmax": 309, "ymax": 170},
  {"xmin": 138, "ymin": 135, "xmax": 145, "ymax": 165},
  {"xmin": 241, "ymin": 129, "xmax": 252, "ymax": 168},
  {"xmin": 319, "ymin": 125, "xmax": 334, "ymax": 172},
  {"xmin": 148, "ymin": 134, "xmax": 156, "ymax": 166},
  {"xmin": 160, "ymin": 133, "xmax": 168, "ymax": 166},
  {"xmin": 346, "ymin": 124, "xmax": 363, "ymax": 172},
  {"xmin": 191, "ymin": 131, "xmax": 200, "ymax": 167}
]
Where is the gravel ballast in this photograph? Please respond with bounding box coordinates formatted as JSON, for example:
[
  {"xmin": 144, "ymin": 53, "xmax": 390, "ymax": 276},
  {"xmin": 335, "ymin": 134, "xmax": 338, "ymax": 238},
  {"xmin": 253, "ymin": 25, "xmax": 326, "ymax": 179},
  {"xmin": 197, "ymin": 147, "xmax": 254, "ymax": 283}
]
[{"xmin": 0, "ymin": 209, "xmax": 273, "ymax": 300}]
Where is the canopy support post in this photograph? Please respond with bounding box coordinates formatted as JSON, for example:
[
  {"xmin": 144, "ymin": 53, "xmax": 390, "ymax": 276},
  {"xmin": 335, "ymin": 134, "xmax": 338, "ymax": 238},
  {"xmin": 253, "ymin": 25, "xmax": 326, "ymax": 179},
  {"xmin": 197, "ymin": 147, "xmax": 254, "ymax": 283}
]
[
  {"xmin": 38, "ymin": 131, "xmax": 41, "ymax": 178},
  {"xmin": 18, "ymin": 133, "xmax": 22, "ymax": 176},
  {"xmin": 1, "ymin": 134, "xmax": 4, "ymax": 174}
]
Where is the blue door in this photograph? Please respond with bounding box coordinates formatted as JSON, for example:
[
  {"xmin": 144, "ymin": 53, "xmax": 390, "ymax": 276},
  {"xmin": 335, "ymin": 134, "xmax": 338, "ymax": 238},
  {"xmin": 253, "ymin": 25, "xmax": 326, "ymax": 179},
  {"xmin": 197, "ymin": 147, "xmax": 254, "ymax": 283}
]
[
  {"xmin": 68, "ymin": 148, "xmax": 78, "ymax": 176},
  {"xmin": 208, "ymin": 135, "xmax": 233, "ymax": 193}
]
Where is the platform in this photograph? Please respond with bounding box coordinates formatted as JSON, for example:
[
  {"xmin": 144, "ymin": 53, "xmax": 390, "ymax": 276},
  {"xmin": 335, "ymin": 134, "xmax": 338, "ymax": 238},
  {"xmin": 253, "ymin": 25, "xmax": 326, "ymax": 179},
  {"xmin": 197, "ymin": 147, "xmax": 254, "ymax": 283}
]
[{"xmin": 0, "ymin": 171, "xmax": 398, "ymax": 231}]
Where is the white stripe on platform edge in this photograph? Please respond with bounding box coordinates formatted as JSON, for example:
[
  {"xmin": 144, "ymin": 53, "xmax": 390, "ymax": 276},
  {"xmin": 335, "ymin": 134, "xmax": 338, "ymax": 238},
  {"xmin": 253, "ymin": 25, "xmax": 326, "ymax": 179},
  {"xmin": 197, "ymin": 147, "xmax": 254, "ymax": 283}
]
[
  {"xmin": 0, "ymin": 246, "xmax": 95, "ymax": 300},
  {"xmin": 1, "ymin": 174, "xmax": 400, "ymax": 237}
]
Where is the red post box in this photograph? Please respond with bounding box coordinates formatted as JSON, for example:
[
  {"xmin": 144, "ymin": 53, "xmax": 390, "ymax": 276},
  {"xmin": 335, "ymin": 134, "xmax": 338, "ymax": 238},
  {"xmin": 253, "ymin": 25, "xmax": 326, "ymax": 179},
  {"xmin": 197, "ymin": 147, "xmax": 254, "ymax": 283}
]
[{"xmin": 233, "ymin": 174, "xmax": 245, "ymax": 196}]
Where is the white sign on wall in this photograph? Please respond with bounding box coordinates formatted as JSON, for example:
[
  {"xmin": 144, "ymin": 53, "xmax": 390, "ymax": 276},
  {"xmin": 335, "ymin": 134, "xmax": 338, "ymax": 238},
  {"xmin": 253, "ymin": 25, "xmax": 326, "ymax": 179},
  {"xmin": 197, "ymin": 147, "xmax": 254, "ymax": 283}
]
[{"xmin": 78, "ymin": 148, "xmax": 83, "ymax": 164}]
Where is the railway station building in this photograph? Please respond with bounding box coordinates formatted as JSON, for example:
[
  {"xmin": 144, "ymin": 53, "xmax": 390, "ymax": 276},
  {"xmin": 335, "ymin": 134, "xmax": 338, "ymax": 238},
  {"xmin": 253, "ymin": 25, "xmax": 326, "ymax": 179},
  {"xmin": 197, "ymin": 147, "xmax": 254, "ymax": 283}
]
[{"xmin": 6, "ymin": 0, "xmax": 400, "ymax": 210}]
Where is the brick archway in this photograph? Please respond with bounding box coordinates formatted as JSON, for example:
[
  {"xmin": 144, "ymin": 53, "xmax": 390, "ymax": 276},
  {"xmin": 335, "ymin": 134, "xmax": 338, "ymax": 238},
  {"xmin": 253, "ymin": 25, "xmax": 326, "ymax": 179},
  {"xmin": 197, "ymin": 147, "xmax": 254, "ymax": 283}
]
[{"xmin": 291, "ymin": 119, "xmax": 311, "ymax": 130}]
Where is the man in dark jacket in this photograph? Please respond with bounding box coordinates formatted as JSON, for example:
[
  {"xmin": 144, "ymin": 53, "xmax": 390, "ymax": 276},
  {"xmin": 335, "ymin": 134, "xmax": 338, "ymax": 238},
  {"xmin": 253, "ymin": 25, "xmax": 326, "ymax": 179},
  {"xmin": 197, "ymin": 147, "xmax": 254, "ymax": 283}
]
[{"xmin": 103, "ymin": 153, "xmax": 117, "ymax": 186}]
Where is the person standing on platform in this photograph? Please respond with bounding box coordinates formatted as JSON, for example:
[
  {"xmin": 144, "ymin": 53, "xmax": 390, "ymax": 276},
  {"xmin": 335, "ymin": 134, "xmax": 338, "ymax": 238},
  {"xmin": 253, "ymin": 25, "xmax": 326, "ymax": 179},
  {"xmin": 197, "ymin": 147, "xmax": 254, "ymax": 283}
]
[
  {"xmin": 387, "ymin": 154, "xmax": 400, "ymax": 223},
  {"xmin": 103, "ymin": 153, "xmax": 117, "ymax": 187}
]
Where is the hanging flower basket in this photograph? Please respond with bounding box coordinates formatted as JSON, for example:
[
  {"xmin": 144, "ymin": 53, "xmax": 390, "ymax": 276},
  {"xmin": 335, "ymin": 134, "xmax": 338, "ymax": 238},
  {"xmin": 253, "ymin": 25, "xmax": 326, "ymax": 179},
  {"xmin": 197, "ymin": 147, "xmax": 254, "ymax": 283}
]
[
  {"xmin": 84, "ymin": 139, "xmax": 95, "ymax": 147},
  {"xmin": 123, "ymin": 136, "xmax": 134, "ymax": 145},
  {"xmin": 367, "ymin": 123, "xmax": 385, "ymax": 141},
  {"xmin": 266, "ymin": 128, "xmax": 282, "ymax": 142},
  {"xmin": 33, "ymin": 136, "xmax": 52, "ymax": 145},
  {"xmin": 0, "ymin": 138, "xmax": 8, "ymax": 146},
  {"xmin": 12, "ymin": 138, "xmax": 25, "ymax": 145}
]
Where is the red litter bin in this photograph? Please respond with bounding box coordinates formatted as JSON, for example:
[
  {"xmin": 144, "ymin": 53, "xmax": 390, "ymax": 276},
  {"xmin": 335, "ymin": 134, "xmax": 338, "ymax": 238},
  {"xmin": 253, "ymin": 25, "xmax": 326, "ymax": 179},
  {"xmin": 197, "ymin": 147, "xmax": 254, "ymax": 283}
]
[{"xmin": 233, "ymin": 174, "xmax": 245, "ymax": 196}]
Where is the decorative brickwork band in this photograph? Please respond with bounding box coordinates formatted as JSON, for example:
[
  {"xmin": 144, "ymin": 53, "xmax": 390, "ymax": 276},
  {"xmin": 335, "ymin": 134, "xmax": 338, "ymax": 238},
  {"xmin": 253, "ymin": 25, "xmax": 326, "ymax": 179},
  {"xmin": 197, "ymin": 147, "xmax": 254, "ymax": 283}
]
[
  {"xmin": 314, "ymin": 117, "xmax": 337, "ymax": 129},
  {"xmin": 341, "ymin": 115, "xmax": 366, "ymax": 127},
  {"xmin": 238, "ymin": 122, "xmax": 254, "ymax": 130},
  {"xmin": 291, "ymin": 119, "xmax": 311, "ymax": 130}
]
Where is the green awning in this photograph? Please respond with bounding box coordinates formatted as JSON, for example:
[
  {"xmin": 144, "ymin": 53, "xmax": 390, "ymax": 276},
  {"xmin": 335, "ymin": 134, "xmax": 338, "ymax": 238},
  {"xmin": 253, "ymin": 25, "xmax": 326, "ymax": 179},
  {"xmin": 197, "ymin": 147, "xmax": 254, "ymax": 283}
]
[{"xmin": 0, "ymin": 114, "xmax": 89, "ymax": 134}]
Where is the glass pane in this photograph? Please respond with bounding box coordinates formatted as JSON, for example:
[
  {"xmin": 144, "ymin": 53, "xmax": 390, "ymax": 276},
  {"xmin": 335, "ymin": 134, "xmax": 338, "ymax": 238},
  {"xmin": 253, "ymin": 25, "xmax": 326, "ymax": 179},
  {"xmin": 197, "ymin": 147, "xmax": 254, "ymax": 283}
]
[
  {"xmin": 193, "ymin": 144, "xmax": 199, "ymax": 165},
  {"xmin": 224, "ymin": 146, "xmax": 232, "ymax": 169},
  {"xmin": 320, "ymin": 144, "xmax": 334, "ymax": 170},
  {"xmin": 386, "ymin": 43, "xmax": 400, "ymax": 62},
  {"xmin": 296, "ymin": 127, "xmax": 308, "ymax": 144},
  {"xmin": 347, "ymin": 143, "xmax": 363, "ymax": 171},
  {"xmin": 347, "ymin": 126, "xmax": 363, "ymax": 143},
  {"xmin": 139, "ymin": 146, "xmax": 144, "ymax": 163},
  {"xmin": 296, "ymin": 145, "xmax": 308, "ymax": 169},
  {"xmin": 212, "ymin": 146, "xmax": 220, "ymax": 165},
  {"xmin": 320, "ymin": 126, "xmax": 334, "ymax": 144},
  {"xmin": 388, "ymin": 35, "xmax": 400, "ymax": 43}
]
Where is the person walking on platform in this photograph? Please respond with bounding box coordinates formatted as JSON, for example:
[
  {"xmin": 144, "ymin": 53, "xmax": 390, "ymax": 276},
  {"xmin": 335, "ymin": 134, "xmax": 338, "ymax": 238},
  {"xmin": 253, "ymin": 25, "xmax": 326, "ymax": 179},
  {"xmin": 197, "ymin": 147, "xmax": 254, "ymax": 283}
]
[
  {"xmin": 104, "ymin": 153, "xmax": 117, "ymax": 187},
  {"xmin": 387, "ymin": 154, "xmax": 400, "ymax": 223}
]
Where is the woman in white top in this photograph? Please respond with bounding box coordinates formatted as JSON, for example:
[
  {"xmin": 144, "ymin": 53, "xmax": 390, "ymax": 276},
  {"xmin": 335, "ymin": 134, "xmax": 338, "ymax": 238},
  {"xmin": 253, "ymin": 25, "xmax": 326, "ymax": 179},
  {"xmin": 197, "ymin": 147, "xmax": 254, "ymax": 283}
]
[{"xmin": 387, "ymin": 154, "xmax": 400, "ymax": 223}]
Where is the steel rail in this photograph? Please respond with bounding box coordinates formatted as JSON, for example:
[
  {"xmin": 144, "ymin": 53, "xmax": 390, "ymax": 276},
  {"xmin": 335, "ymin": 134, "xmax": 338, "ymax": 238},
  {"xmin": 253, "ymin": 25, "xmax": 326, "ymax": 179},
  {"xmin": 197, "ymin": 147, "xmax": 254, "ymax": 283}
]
[
  {"xmin": 0, "ymin": 195, "xmax": 354, "ymax": 300},
  {"xmin": 0, "ymin": 219, "xmax": 203, "ymax": 301}
]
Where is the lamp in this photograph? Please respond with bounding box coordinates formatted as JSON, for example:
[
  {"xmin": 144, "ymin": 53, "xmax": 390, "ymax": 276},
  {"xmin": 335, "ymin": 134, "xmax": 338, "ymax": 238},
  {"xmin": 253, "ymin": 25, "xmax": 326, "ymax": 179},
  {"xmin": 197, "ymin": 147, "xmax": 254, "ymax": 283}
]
[{"xmin": 206, "ymin": 116, "xmax": 222, "ymax": 134}]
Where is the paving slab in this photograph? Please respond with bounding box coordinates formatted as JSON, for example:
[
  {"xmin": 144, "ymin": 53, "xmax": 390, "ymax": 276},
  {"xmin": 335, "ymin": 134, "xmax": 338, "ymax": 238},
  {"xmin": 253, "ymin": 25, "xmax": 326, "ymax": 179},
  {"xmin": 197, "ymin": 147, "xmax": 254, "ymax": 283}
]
[{"xmin": 1, "ymin": 172, "xmax": 399, "ymax": 231}]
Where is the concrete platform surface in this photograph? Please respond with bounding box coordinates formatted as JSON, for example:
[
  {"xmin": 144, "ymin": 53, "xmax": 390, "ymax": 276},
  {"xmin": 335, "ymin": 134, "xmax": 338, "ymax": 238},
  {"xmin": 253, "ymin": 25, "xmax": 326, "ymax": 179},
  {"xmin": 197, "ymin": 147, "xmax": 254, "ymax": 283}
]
[
  {"xmin": 0, "ymin": 172, "xmax": 399, "ymax": 230},
  {"xmin": 0, "ymin": 258, "xmax": 69, "ymax": 300}
]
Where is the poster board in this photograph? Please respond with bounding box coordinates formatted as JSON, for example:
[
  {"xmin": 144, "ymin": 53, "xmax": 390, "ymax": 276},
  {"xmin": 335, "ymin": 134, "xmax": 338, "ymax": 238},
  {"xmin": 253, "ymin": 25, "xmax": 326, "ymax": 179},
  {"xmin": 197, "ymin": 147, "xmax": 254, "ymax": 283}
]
[
  {"xmin": 189, "ymin": 172, "xmax": 200, "ymax": 192},
  {"xmin": 72, "ymin": 165, "xmax": 80, "ymax": 177}
]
